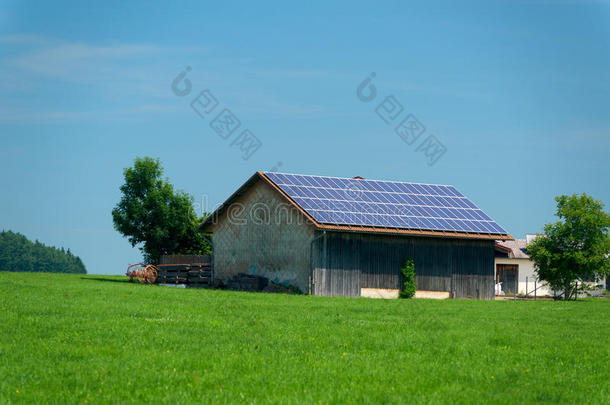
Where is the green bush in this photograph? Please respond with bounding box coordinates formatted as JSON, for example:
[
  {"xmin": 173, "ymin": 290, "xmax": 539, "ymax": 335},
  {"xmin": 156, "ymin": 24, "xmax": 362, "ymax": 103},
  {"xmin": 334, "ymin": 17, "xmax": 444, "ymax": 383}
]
[{"xmin": 399, "ymin": 259, "xmax": 417, "ymax": 298}]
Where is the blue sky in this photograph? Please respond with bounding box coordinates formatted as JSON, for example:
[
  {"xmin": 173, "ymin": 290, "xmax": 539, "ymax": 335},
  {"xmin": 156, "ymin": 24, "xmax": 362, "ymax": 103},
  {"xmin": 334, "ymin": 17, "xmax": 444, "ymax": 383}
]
[{"xmin": 1, "ymin": 0, "xmax": 609, "ymax": 275}]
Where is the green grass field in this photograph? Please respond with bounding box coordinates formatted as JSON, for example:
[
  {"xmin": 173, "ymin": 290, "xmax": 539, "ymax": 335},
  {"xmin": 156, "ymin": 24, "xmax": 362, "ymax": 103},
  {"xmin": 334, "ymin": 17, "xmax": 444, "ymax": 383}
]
[{"xmin": 1, "ymin": 272, "xmax": 609, "ymax": 404}]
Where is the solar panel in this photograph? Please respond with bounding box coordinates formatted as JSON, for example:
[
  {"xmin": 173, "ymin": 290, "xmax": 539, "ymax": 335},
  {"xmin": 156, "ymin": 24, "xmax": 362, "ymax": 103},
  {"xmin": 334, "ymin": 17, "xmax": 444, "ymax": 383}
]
[{"xmin": 263, "ymin": 172, "xmax": 509, "ymax": 235}]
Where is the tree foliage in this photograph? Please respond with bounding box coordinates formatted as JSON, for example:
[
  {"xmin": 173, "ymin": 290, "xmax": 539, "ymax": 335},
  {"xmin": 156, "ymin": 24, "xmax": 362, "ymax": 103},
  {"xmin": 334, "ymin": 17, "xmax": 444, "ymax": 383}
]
[
  {"xmin": 527, "ymin": 193, "xmax": 610, "ymax": 300},
  {"xmin": 112, "ymin": 157, "xmax": 211, "ymax": 264},
  {"xmin": 0, "ymin": 230, "xmax": 87, "ymax": 273},
  {"xmin": 399, "ymin": 258, "xmax": 417, "ymax": 298}
]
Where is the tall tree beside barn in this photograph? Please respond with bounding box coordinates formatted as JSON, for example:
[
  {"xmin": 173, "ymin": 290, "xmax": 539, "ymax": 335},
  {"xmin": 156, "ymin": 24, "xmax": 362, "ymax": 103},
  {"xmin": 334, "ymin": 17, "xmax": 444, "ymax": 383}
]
[
  {"xmin": 527, "ymin": 193, "xmax": 610, "ymax": 300},
  {"xmin": 112, "ymin": 157, "xmax": 211, "ymax": 264}
]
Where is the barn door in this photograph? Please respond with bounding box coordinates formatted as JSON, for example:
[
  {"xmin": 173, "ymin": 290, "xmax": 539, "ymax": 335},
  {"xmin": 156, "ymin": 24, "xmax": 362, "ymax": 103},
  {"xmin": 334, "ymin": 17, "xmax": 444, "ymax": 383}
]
[
  {"xmin": 314, "ymin": 267, "xmax": 360, "ymax": 297},
  {"xmin": 451, "ymin": 274, "xmax": 479, "ymax": 299},
  {"xmin": 496, "ymin": 264, "xmax": 518, "ymax": 295}
]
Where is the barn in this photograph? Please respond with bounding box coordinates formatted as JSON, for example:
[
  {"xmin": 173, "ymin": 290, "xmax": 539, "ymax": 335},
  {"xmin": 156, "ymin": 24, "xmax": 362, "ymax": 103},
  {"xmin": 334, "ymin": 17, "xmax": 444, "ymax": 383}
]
[{"xmin": 200, "ymin": 172, "xmax": 513, "ymax": 299}]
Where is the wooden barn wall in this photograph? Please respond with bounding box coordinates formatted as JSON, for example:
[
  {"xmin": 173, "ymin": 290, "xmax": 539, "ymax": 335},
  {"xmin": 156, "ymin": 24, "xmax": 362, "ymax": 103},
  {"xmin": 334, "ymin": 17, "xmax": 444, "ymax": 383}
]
[
  {"xmin": 206, "ymin": 180, "xmax": 315, "ymax": 293},
  {"xmin": 312, "ymin": 231, "xmax": 495, "ymax": 299},
  {"xmin": 159, "ymin": 255, "xmax": 211, "ymax": 265}
]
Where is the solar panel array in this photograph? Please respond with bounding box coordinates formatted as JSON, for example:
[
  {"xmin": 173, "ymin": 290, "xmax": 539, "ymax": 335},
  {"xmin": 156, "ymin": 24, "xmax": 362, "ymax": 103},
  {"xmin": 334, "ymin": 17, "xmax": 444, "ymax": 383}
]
[{"xmin": 263, "ymin": 172, "xmax": 508, "ymax": 235}]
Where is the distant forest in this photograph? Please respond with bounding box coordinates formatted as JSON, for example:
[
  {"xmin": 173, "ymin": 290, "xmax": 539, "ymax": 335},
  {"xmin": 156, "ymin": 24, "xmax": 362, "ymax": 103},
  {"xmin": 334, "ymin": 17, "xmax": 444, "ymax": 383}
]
[{"xmin": 0, "ymin": 230, "xmax": 87, "ymax": 274}]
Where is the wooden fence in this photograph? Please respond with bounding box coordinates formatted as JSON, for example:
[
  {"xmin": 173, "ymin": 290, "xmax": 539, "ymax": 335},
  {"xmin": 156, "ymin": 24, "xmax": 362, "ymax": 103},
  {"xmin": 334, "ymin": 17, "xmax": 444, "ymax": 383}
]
[{"xmin": 157, "ymin": 255, "xmax": 212, "ymax": 286}]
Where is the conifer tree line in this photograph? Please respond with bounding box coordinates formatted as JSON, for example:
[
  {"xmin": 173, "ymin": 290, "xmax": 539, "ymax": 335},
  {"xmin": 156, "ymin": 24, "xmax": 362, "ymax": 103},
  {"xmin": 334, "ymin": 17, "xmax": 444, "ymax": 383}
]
[{"xmin": 0, "ymin": 230, "xmax": 87, "ymax": 274}]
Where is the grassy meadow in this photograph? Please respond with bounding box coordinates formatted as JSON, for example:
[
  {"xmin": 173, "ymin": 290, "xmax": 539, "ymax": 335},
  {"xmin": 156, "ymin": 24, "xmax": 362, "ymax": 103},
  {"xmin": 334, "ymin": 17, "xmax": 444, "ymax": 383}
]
[{"xmin": 1, "ymin": 272, "xmax": 609, "ymax": 404}]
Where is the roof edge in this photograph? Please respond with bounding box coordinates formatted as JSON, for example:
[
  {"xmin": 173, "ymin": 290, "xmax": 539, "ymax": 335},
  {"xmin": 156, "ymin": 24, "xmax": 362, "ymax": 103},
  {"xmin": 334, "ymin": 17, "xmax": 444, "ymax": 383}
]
[
  {"xmin": 495, "ymin": 242, "xmax": 513, "ymax": 253},
  {"xmin": 261, "ymin": 170, "xmax": 458, "ymax": 188},
  {"xmin": 315, "ymin": 224, "xmax": 513, "ymax": 241},
  {"xmin": 258, "ymin": 171, "xmax": 322, "ymax": 227},
  {"xmin": 199, "ymin": 172, "xmax": 263, "ymax": 232}
]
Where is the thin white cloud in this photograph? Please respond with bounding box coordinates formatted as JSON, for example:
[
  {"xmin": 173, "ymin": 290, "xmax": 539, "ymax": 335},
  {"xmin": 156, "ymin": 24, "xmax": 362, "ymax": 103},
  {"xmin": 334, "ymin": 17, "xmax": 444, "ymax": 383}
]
[
  {"xmin": 0, "ymin": 104, "xmax": 185, "ymax": 123},
  {"xmin": 0, "ymin": 34, "xmax": 345, "ymax": 122},
  {"xmin": 10, "ymin": 43, "xmax": 160, "ymax": 80},
  {"xmin": 0, "ymin": 34, "xmax": 55, "ymax": 45},
  {"xmin": 253, "ymin": 69, "xmax": 330, "ymax": 79}
]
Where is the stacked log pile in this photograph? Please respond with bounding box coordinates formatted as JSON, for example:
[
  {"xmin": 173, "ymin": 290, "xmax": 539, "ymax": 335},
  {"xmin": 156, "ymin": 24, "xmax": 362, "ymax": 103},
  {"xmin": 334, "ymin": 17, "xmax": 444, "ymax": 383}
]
[{"xmin": 156, "ymin": 263, "xmax": 212, "ymax": 286}]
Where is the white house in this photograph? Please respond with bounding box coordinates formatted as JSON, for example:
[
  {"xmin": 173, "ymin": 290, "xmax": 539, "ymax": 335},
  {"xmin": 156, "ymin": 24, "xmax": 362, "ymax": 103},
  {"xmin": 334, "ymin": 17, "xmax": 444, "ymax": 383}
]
[{"xmin": 494, "ymin": 235, "xmax": 553, "ymax": 297}]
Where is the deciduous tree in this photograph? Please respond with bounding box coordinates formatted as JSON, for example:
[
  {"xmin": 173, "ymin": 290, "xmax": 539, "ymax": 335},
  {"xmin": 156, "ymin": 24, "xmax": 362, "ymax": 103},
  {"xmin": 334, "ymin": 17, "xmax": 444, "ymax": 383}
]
[
  {"xmin": 528, "ymin": 193, "xmax": 610, "ymax": 300},
  {"xmin": 112, "ymin": 157, "xmax": 211, "ymax": 264}
]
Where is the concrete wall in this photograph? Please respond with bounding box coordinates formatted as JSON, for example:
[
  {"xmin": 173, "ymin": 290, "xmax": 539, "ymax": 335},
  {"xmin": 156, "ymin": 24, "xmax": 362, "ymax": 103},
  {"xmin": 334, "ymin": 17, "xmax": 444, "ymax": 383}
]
[{"xmin": 207, "ymin": 179, "xmax": 315, "ymax": 293}]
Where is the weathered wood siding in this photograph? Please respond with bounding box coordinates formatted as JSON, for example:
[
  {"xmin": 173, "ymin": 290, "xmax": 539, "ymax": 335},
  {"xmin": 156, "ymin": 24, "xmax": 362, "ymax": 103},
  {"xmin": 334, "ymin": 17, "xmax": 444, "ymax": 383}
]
[
  {"xmin": 206, "ymin": 180, "xmax": 315, "ymax": 293},
  {"xmin": 159, "ymin": 255, "xmax": 211, "ymax": 265},
  {"xmin": 313, "ymin": 231, "xmax": 495, "ymax": 299}
]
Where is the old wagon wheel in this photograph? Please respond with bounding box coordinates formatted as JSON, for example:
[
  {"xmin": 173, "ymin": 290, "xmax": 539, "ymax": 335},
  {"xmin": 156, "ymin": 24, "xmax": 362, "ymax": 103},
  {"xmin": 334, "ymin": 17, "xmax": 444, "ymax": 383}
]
[
  {"xmin": 126, "ymin": 263, "xmax": 144, "ymax": 282},
  {"xmin": 145, "ymin": 265, "xmax": 158, "ymax": 284}
]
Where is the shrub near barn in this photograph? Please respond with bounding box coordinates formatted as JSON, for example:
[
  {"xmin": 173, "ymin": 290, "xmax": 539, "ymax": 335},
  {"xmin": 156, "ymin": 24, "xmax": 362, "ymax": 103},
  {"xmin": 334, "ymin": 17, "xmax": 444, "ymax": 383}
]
[{"xmin": 399, "ymin": 259, "xmax": 417, "ymax": 298}]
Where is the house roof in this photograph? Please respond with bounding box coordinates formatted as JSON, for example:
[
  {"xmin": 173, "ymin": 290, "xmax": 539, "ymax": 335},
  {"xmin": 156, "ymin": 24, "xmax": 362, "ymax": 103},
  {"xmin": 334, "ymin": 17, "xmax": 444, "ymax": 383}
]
[
  {"xmin": 200, "ymin": 171, "xmax": 513, "ymax": 241},
  {"xmin": 494, "ymin": 242, "xmax": 512, "ymax": 255},
  {"xmin": 496, "ymin": 239, "xmax": 529, "ymax": 258}
]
